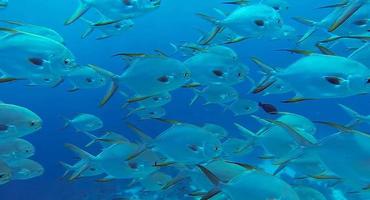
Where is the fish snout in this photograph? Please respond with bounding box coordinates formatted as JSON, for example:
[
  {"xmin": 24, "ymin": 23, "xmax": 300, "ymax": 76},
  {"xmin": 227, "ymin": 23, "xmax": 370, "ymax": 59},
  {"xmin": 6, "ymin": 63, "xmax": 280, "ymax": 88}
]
[{"xmin": 30, "ymin": 119, "xmax": 43, "ymax": 130}]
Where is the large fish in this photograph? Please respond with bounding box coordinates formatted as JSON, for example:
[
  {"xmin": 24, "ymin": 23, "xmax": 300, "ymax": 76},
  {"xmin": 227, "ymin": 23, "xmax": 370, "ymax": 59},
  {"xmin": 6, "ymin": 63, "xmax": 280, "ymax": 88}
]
[
  {"xmin": 199, "ymin": 4, "xmax": 284, "ymax": 43},
  {"xmin": 128, "ymin": 123, "xmax": 222, "ymax": 165},
  {"xmin": 253, "ymin": 54, "xmax": 370, "ymax": 101},
  {"xmin": 198, "ymin": 165, "xmax": 300, "ymax": 200},
  {"xmin": 0, "ymin": 27, "xmax": 76, "ymax": 80}
]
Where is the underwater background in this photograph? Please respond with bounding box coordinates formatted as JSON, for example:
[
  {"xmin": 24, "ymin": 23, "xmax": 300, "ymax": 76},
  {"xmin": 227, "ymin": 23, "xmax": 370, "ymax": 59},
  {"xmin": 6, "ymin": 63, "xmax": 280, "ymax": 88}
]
[{"xmin": 0, "ymin": 0, "xmax": 369, "ymax": 199}]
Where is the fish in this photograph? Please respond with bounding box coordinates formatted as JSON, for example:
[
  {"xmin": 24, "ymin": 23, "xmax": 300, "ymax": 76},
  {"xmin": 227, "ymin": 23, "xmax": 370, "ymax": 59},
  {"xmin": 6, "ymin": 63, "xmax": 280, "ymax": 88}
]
[
  {"xmin": 88, "ymin": 56, "xmax": 191, "ymax": 107},
  {"xmin": 63, "ymin": 113, "xmax": 103, "ymax": 132},
  {"xmin": 124, "ymin": 92, "xmax": 172, "ymax": 109},
  {"xmin": 184, "ymin": 45, "xmax": 249, "ymax": 86},
  {"xmin": 226, "ymin": 98, "xmax": 259, "ymax": 116},
  {"xmin": 295, "ymin": 1, "xmax": 370, "ymax": 43},
  {"xmin": 82, "ymin": 131, "xmax": 129, "ymax": 148},
  {"xmin": 0, "ymin": 102, "xmax": 42, "ymax": 138},
  {"xmin": 235, "ymin": 112, "xmax": 317, "ymax": 159},
  {"xmin": 198, "ymin": 4, "xmax": 284, "ymax": 43},
  {"xmin": 202, "ymin": 123, "xmax": 229, "ymax": 140},
  {"xmin": 65, "ymin": 0, "xmax": 161, "ymax": 25},
  {"xmin": 0, "ymin": 138, "xmax": 35, "ymax": 161},
  {"xmin": 128, "ymin": 106, "xmax": 166, "ymax": 119},
  {"xmin": 197, "ymin": 164, "xmax": 300, "ymax": 200},
  {"xmin": 80, "ymin": 18, "xmax": 134, "ymax": 40},
  {"xmin": 6, "ymin": 159, "xmax": 44, "ymax": 180},
  {"xmin": 0, "ymin": 27, "xmax": 76, "ymax": 78},
  {"xmin": 252, "ymin": 54, "xmax": 370, "ymax": 100},
  {"xmin": 315, "ymin": 121, "xmax": 370, "ymax": 186},
  {"xmin": 338, "ymin": 104, "xmax": 370, "ymax": 126},
  {"xmin": 66, "ymin": 65, "xmax": 107, "ymax": 92},
  {"xmin": 190, "ymin": 84, "xmax": 239, "ymax": 106},
  {"xmin": 0, "ymin": 20, "xmax": 65, "ymax": 43},
  {"xmin": 127, "ymin": 122, "xmax": 222, "ymax": 164},
  {"xmin": 64, "ymin": 142, "xmax": 161, "ymax": 180}
]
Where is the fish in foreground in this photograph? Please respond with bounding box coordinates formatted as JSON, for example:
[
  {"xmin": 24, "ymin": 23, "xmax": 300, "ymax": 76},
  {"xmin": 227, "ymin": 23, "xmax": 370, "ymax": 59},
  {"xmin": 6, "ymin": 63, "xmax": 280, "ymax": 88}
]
[
  {"xmin": 252, "ymin": 54, "xmax": 370, "ymax": 101},
  {"xmin": 0, "ymin": 101, "xmax": 42, "ymax": 138}
]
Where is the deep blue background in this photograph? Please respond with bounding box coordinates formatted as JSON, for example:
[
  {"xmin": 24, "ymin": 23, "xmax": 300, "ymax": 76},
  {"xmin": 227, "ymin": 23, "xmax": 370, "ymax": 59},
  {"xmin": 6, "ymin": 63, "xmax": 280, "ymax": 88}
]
[{"xmin": 0, "ymin": 0, "xmax": 366, "ymax": 199}]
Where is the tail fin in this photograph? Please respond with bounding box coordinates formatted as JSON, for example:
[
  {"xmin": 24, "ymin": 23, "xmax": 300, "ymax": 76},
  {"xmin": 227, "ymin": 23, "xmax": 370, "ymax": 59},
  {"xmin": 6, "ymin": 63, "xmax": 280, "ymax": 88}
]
[
  {"xmin": 126, "ymin": 122, "xmax": 153, "ymax": 143},
  {"xmin": 87, "ymin": 64, "xmax": 120, "ymax": 107},
  {"xmin": 291, "ymin": 17, "xmax": 319, "ymax": 43},
  {"xmin": 196, "ymin": 13, "xmax": 219, "ymax": 25},
  {"xmin": 189, "ymin": 89, "xmax": 202, "ymax": 106},
  {"xmin": 196, "ymin": 165, "xmax": 223, "ymax": 200},
  {"xmin": 79, "ymin": 17, "xmax": 95, "ymax": 38},
  {"xmin": 62, "ymin": 117, "xmax": 70, "ymax": 129},
  {"xmin": 81, "ymin": 27, "xmax": 94, "ymax": 39},
  {"xmin": 338, "ymin": 104, "xmax": 365, "ymax": 127},
  {"xmin": 223, "ymin": 0, "xmax": 249, "ymax": 6},
  {"xmin": 59, "ymin": 161, "xmax": 73, "ymax": 177},
  {"xmin": 82, "ymin": 132, "xmax": 99, "ymax": 147},
  {"xmin": 65, "ymin": 1, "xmax": 91, "ymax": 25},
  {"xmin": 64, "ymin": 143, "xmax": 95, "ymax": 180},
  {"xmin": 292, "ymin": 17, "xmax": 317, "ymax": 27},
  {"xmin": 328, "ymin": 1, "xmax": 364, "ymax": 32},
  {"xmin": 234, "ymin": 123, "xmax": 258, "ymax": 141},
  {"xmin": 250, "ymin": 57, "xmax": 278, "ymax": 94},
  {"xmin": 64, "ymin": 143, "xmax": 95, "ymax": 160}
]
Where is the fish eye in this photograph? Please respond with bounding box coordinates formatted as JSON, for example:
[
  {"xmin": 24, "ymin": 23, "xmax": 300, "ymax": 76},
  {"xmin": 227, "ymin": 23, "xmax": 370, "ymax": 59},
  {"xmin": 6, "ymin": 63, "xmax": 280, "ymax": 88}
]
[
  {"xmin": 254, "ymin": 20, "xmax": 265, "ymax": 27},
  {"xmin": 64, "ymin": 59, "xmax": 71, "ymax": 65},
  {"xmin": 367, "ymin": 78, "xmax": 370, "ymax": 84},
  {"xmin": 184, "ymin": 71, "xmax": 191, "ymax": 78},
  {"xmin": 273, "ymin": 6, "xmax": 280, "ymax": 10},
  {"xmin": 30, "ymin": 121, "xmax": 36, "ymax": 127}
]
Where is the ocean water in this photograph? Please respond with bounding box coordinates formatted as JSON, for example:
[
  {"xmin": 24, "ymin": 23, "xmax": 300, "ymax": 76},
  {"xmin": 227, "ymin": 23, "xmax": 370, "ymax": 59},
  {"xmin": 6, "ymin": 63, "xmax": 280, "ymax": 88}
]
[{"xmin": 0, "ymin": 0, "xmax": 369, "ymax": 199}]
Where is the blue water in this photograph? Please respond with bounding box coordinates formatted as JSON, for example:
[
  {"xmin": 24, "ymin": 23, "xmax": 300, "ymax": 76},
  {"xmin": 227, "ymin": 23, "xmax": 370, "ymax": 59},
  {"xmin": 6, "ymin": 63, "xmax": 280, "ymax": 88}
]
[{"xmin": 0, "ymin": 0, "xmax": 368, "ymax": 199}]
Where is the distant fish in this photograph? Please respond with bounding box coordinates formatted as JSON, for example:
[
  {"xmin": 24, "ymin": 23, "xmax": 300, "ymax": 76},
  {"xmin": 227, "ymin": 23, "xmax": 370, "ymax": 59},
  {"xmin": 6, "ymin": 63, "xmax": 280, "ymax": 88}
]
[{"xmin": 63, "ymin": 113, "xmax": 103, "ymax": 132}]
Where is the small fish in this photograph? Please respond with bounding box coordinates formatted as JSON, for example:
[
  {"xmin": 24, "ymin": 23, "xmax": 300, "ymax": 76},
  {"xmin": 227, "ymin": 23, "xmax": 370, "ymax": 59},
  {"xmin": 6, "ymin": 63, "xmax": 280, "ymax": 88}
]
[{"xmin": 63, "ymin": 113, "xmax": 103, "ymax": 132}]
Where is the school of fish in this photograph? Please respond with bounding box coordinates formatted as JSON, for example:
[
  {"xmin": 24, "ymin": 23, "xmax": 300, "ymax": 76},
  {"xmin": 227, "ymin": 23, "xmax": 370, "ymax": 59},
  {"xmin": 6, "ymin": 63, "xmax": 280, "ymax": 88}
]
[{"xmin": 1, "ymin": 0, "xmax": 370, "ymax": 199}]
